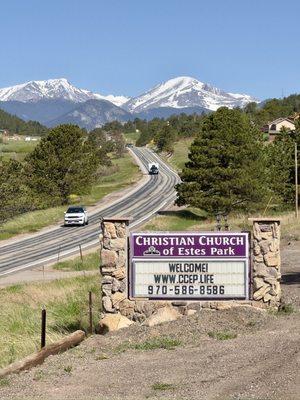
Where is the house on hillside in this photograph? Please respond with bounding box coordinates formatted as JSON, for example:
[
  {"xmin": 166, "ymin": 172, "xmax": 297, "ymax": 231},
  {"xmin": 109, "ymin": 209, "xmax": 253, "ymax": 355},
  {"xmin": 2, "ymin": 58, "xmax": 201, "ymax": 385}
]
[{"xmin": 262, "ymin": 118, "xmax": 296, "ymax": 142}]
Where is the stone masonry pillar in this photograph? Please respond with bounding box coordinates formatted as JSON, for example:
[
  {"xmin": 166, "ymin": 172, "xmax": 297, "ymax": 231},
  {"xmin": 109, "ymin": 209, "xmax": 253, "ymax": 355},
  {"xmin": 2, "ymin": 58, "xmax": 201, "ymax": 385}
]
[
  {"xmin": 249, "ymin": 218, "xmax": 281, "ymax": 308},
  {"xmin": 99, "ymin": 217, "xmax": 130, "ymax": 315}
]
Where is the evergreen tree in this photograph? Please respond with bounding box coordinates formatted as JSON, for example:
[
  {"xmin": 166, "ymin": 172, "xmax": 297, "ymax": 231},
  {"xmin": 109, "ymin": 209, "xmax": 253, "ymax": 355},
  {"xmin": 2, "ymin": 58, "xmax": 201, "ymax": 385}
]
[
  {"xmin": 265, "ymin": 124, "xmax": 300, "ymax": 206},
  {"xmin": 25, "ymin": 124, "xmax": 102, "ymax": 205},
  {"xmin": 155, "ymin": 124, "xmax": 177, "ymax": 152},
  {"xmin": 176, "ymin": 108, "xmax": 266, "ymax": 214},
  {"xmin": 0, "ymin": 160, "xmax": 36, "ymax": 223}
]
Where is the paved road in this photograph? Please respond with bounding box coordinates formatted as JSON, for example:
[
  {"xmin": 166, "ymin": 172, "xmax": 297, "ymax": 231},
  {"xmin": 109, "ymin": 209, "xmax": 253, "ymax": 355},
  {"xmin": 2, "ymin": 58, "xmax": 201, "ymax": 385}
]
[{"xmin": 0, "ymin": 147, "xmax": 180, "ymax": 276}]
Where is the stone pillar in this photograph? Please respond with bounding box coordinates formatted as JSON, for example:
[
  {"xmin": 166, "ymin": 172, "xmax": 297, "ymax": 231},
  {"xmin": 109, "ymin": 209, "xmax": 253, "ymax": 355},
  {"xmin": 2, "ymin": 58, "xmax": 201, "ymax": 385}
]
[
  {"xmin": 99, "ymin": 217, "xmax": 130, "ymax": 315},
  {"xmin": 100, "ymin": 218, "xmax": 168, "ymax": 322},
  {"xmin": 249, "ymin": 218, "xmax": 281, "ymax": 308}
]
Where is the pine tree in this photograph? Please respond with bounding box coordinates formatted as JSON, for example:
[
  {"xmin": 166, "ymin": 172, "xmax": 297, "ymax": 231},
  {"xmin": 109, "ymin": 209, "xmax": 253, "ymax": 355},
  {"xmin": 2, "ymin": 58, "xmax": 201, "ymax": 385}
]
[
  {"xmin": 0, "ymin": 160, "xmax": 36, "ymax": 223},
  {"xmin": 25, "ymin": 124, "xmax": 102, "ymax": 205},
  {"xmin": 176, "ymin": 108, "xmax": 266, "ymax": 214},
  {"xmin": 155, "ymin": 124, "xmax": 177, "ymax": 152}
]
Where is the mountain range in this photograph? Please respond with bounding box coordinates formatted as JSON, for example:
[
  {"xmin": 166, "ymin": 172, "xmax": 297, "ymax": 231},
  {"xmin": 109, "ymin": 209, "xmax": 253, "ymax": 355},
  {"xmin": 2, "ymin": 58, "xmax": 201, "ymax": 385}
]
[{"xmin": 0, "ymin": 77, "xmax": 258, "ymax": 130}]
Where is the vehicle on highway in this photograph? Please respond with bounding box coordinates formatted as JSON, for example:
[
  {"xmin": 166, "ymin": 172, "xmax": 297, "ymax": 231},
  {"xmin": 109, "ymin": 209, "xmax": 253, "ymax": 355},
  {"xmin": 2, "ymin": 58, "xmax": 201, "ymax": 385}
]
[
  {"xmin": 64, "ymin": 206, "xmax": 89, "ymax": 226},
  {"xmin": 126, "ymin": 143, "xmax": 134, "ymax": 148},
  {"xmin": 148, "ymin": 162, "xmax": 159, "ymax": 175}
]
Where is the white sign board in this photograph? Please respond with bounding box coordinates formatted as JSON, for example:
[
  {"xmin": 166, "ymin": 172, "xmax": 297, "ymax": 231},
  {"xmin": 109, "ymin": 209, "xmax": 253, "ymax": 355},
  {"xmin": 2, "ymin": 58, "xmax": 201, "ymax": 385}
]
[
  {"xmin": 130, "ymin": 232, "xmax": 250, "ymax": 300},
  {"xmin": 132, "ymin": 260, "xmax": 248, "ymax": 299}
]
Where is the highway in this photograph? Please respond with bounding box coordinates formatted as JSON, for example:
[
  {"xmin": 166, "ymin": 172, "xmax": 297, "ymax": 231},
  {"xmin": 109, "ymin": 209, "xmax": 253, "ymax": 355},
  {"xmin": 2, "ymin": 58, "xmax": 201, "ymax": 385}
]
[{"xmin": 0, "ymin": 147, "xmax": 180, "ymax": 276}]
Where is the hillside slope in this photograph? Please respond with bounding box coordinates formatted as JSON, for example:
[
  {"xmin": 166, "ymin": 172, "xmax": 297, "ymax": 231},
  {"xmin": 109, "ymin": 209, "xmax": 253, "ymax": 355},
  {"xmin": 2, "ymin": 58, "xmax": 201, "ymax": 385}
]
[{"xmin": 0, "ymin": 109, "xmax": 48, "ymax": 136}]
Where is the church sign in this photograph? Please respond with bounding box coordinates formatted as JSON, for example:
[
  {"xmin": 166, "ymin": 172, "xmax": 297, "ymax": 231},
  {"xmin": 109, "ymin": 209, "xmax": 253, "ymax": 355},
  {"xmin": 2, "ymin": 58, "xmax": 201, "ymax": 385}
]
[{"xmin": 129, "ymin": 232, "xmax": 250, "ymax": 300}]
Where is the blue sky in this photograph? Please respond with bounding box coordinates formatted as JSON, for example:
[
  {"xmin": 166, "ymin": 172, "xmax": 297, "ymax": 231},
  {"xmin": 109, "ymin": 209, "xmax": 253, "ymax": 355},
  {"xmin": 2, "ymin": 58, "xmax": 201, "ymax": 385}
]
[{"xmin": 1, "ymin": 0, "xmax": 300, "ymax": 100}]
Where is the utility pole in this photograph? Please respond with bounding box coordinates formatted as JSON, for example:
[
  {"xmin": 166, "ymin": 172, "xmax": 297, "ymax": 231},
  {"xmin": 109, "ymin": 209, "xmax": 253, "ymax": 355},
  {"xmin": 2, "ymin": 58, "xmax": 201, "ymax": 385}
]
[{"xmin": 295, "ymin": 142, "xmax": 298, "ymax": 218}]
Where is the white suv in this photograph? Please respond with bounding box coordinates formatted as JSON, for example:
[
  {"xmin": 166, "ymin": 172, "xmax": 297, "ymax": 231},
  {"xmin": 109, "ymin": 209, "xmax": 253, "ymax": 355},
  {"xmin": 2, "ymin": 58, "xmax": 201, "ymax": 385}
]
[{"xmin": 64, "ymin": 206, "xmax": 89, "ymax": 226}]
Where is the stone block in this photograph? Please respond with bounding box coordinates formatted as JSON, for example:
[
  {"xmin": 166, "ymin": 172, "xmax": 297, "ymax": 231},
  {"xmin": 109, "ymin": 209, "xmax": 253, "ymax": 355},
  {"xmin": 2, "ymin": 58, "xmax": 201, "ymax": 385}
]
[
  {"xmin": 111, "ymin": 292, "xmax": 127, "ymax": 308},
  {"xmin": 268, "ymin": 288, "xmax": 277, "ymax": 296},
  {"xmin": 116, "ymin": 251, "xmax": 126, "ymax": 267},
  {"xmin": 261, "ymin": 231, "xmax": 273, "ymax": 240},
  {"xmin": 101, "ymin": 266, "xmax": 117, "ymax": 275},
  {"xmin": 253, "ymin": 277, "xmax": 265, "ymax": 290},
  {"xmin": 269, "ymin": 239, "xmax": 279, "ymax": 253},
  {"xmin": 260, "ymin": 240, "xmax": 270, "ymax": 255},
  {"xmin": 104, "ymin": 222, "xmax": 117, "ymax": 239},
  {"xmin": 116, "ymin": 224, "xmax": 126, "ymax": 238},
  {"xmin": 215, "ymin": 301, "xmax": 234, "ymax": 310},
  {"xmin": 274, "ymin": 222, "xmax": 280, "ymax": 239},
  {"xmin": 102, "ymin": 276, "xmax": 113, "ymax": 284},
  {"xmin": 101, "ymin": 249, "xmax": 118, "ymax": 268},
  {"xmin": 119, "ymin": 299, "xmax": 135, "ymax": 319},
  {"xmin": 263, "ymin": 292, "xmax": 274, "ymax": 303},
  {"xmin": 143, "ymin": 306, "xmax": 182, "ymax": 327},
  {"xmin": 254, "ymin": 254, "xmax": 264, "ymax": 263},
  {"xmin": 102, "ymin": 296, "xmax": 114, "ymax": 313},
  {"xmin": 98, "ymin": 313, "xmax": 133, "ymax": 333},
  {"xmin": 264, "ymin": 253, "xmax": 280, "ymax": 268},
  {"xmin": 263, "ymin": 276, "xmax": 278, "ymax": 285},
  {"xmin": 118, "ymin": 280, "xmax": 126, "ymax": 293},
  {"xmin": 253, "ymin": 285, "xmax": 270, "ymax": 301},
  {"xmin": 254, "ymin": 263, "xmax": 270, "ymax": 278},
  {"xmin": 253, "ymin": 223, "xmax": 262, "ymax": 241},
  {"xmin": 102, "ymin": 283, "xmax": 112, "ymax": 296},
  {"xmin": 103, "ymin": 238, "xmax": 111, "ymax": 249},
  {"xmin": 112, "ymin": 278, "xmax": 121, "ymax": 293},
  {"xmin": 112, "ymin": 267, "xmax": 126, "ymax": 280},
  {"xmin": 110, "ymin": 238, "xmax": 126, "ymax": 251},
  {"xmin": 133, "ymin": 313, "xmax": 146, "ymax": 323}
]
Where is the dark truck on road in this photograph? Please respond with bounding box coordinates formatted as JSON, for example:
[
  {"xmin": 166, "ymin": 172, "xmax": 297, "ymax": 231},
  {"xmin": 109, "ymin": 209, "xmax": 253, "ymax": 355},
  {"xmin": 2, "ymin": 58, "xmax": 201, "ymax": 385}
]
[{"xmin": 148, "ymin": 162, "xmax": 159, "ymax": 175}]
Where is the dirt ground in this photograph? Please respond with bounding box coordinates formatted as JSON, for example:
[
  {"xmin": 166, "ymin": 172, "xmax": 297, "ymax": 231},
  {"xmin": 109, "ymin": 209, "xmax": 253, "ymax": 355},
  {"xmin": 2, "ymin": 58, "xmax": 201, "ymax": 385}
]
[{"xmin": 0, "ymin": 242, "xmax": 299, "ymax": 400}]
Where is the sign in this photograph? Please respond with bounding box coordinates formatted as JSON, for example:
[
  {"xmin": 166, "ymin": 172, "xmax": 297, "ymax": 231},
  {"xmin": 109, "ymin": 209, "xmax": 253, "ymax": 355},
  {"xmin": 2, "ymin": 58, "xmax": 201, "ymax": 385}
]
[{"xmin": 130, "ymin": 232, "xmax": 249, "ymax": 300}]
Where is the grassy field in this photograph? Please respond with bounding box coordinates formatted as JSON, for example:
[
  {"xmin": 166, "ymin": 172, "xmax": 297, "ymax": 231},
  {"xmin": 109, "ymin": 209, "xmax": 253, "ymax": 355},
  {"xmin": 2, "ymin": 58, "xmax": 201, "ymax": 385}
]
[
  {"xmin": 165, "ymin": 138, "xmax": 193, "ymax": 171},
  {"xmin": 143, "ymin": 206, "xmax": 299, "ymax": 241},
  {"xmin": 0, "ymin": 273, "xmax": 101, "ymax": 369},
  {"xmin": 123, "ymin": 131, "xmax": 141, "ymax": 145},
  {"xmin": 81, "ymin": 153, "xmax": 141, "ymax": 205},
  {"xmin": 53, "ymin": 251, "xmax": 100, "ymax": 271},
  {"xmin": 0, "ymin": 151, "xmax": 141, "ymax": 240},
  {"xmin": 0, "ymin": 140, "xmax": 39, "ymax": 162}
]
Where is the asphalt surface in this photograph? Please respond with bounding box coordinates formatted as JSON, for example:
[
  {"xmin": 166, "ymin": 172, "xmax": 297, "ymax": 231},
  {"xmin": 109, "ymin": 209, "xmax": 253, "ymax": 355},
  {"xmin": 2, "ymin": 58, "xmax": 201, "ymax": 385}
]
[{"xmin": 0, "ymin": 147, "xmax": 180, "ymax": 276}]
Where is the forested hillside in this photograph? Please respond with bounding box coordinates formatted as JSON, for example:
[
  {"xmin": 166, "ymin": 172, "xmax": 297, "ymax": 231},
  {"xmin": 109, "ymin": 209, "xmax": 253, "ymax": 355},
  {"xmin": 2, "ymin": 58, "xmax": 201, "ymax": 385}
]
[
  {"xmin": 244, "ymin": 94, "xmax": 300, "ymax": 126},
  {"xmin": 124, "ymin": 93, "xmax": 300, "ymax": 152},
  {"xmin": 0, "ymin": 109, "xmax": 48, "ymax": 136}
]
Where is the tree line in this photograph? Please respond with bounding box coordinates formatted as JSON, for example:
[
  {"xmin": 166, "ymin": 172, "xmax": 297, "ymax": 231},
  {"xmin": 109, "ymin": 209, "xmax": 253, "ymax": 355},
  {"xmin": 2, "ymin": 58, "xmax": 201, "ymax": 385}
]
[{"xmin": 122, "ymin": 93, "xmax": 300, "ymax": 154}]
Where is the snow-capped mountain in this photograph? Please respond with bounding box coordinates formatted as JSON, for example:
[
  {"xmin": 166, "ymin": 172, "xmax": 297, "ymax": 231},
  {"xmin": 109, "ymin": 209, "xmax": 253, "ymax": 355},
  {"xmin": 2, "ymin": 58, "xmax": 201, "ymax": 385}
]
[
  {"xmin": 0, "ymin": 76, "xmax": 257, "ymax": 129},
  {"xmin": 0, "ymin": 78, "xmax": 129, "ymax": 106},
  {"xmin": 124, "ymin": 76, "xmax": 257, "ymax": 113},
  {"xmin": 94, "ymin": 94, "xmax": 130, "ymax": 107}
]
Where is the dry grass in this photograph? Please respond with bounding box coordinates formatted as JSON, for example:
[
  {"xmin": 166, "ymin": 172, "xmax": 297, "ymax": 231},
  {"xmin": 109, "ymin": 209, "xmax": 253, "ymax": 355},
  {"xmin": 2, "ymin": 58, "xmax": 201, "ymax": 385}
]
[{"xmin": 0, "ymin": 275, "xmax": 101, "ymax": 368}]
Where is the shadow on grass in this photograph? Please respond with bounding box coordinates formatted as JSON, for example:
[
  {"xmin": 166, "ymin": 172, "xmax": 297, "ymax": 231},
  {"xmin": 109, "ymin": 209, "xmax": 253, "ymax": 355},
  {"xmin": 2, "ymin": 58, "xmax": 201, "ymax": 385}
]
[{"xmin": 157, "ymin": 209, "xmax": 207, "ymax": 221}]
